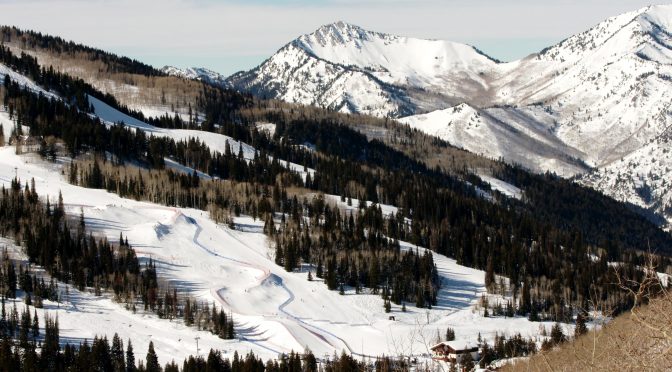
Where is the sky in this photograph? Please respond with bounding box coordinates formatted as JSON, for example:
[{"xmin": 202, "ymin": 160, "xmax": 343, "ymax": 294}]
[{"xmin": 0, "ymin": 0, "xmax": 661, "ymax": 75}]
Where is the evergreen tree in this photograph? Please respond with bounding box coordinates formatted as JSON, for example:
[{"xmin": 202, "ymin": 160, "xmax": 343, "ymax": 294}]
[
  {"xmin": 42, "ymin": 314, "xmax": 60, "ymax": 369},
  {"xmin": 303, "ymin": 348, "xmax": 317, "ymax": 372},
  {"xmin": 550, "ymin": 323, "xmax": 566, "ymax": 345},
  {"xmin": 505, "ymin": 300, "xmax": 514, "ymax": 318},
  {"xmin": 315, "ymin": 260, "xmax": 323, "ymax": 279},
  {"xmin": 519, "ymin": 278, "xmax": 531, "ymax": 316},
  {"xmin": 146, "ymin": 341, "xmax": 161, "ymax": 372},
  {"xmin": 575, "ymin": 312, "xmax": 588, "ymax": 338},
  {"xmin": 485, "ymin": 253, "xmax": 495, "ymax": 292},
  {"xmin": 528, "ymin": 302, "xmax": 540, "ymax": 322},
  {"xmin": 31, "ymin": 309, "xmax": 38, "ymax": 340},
  {"xmin": 479, "ymin": 342, "xmax": 495, "ymax": 368},
  {"xmin": 18, "ymin": 307, "xmax": 29, "ymax": 348},
  {"xmin": 227, "ymin": 316, "xmax": 235, "ymax": 339},
  {"xmin": 126, "ymin": 340, "xmax": 136, "ymax": 372},
  {"xmin": 461, "ymin": 351, "xmax": 475, "ymax": 371},
  {"xmin": 112, "ymin": 333, "xmax": 125, "ymax": 372},
  {"xmin": 164, "ymin": 360, "xmax": 179, "ymax": 372},
  {"xmin": 92, "ymin": 336, "xmax": 113, "ymax": 372}
]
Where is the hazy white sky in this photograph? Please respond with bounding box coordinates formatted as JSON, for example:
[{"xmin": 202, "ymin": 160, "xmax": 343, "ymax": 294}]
[{"xmin": 0, "ymin": 0, "xmax": 660, "ymax": 75}]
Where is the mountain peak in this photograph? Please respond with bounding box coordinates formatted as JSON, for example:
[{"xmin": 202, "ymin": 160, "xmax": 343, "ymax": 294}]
[
  {"xmin": 637, "ymin": 4, "xmax": 672, "ymax": 30},
  {"xmin": 538, "ymin": 4, "xmax": 672, "ymax": 62},
  {"xmin": 297, "ymin": 21, "xmax": 387, "ymax": 49},
  {"xmin": 318, "ymin": 20, "xmax": 363, "ymax": 33}
]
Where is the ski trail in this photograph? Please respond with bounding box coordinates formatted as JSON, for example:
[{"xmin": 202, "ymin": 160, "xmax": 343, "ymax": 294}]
[
  {"xmin": 184, "ymin": 216, "xmax": 313, "ymax": 354},
  {"xmin": 185, "ymin": 216, "xmax": 356, "ymax": 354},
  {"xmin": 224, "ymin": 224, "xmax": 357, "ymax": 355},
  {"xmin": 69, "ymin": 203, "xmax": 463, "ymax": 358}
]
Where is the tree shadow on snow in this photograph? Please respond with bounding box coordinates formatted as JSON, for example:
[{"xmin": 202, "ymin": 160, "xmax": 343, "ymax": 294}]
[{"xmin": 433, "ymin": 275, "xmax": 483, "ymax": 311}]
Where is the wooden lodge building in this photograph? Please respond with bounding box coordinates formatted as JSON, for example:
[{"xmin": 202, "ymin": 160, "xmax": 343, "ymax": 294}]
[{"xmin": 430, "ymin": 340, "xmax": 479, "ymax": 364}]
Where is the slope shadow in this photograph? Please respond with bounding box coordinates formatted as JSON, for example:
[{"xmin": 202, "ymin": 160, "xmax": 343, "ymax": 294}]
[
  {"xmin": 433, "ymin": 276, "xmax": 483, "ymax": 311},
  {"xmin": 82, "ymin": 216, "xmax": 127, "ymax": 231},
  {"xmin": 234, "ymin": 322, "xmax": 272, "ymax": 341},
  {"xmin": 232, "ymin": 222, "xmax": 264, "ymax": 233}
]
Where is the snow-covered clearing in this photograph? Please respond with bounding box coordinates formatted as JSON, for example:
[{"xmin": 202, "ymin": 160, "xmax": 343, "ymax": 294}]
[
  {"xmin": 163, "ymin": 158, "xmax": 213, "ymax": 180},
  {"xmin": 0, "ymin": 140, "xmax": 564, "ymax": 365},
  {"xmin": 0, "ymin": 63, "xmax": 60, "ymax": 100},
  {"xmin": 255, "ymin": 122, "xmax": 276, "ymax": 137},
  {"xmin": 322, "ymin": 194, "xmax": 399, "ymax": 217},
  {"xmin": 87, "ymin": 95, "xmax": 314, "ymax": 181},
  {"xmin": 478, "ymin": 174, "xmax": 523, "ymax": 200}
]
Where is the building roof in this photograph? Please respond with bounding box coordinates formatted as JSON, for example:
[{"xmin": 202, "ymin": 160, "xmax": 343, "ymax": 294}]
[{"xmin": 430, "ymin": 340, "xmax": 479, "ymax": 352}]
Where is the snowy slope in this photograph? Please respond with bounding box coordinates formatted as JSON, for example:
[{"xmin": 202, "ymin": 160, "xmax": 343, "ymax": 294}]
[
  {"xmin": 87, "ymin": 95, "xmax": 313, "ymax": 179},
  {"xmin": 478, "ymin": 174, "xmax": 523, "ymax": 200},
  {"xmin": 399, "ymin": 104, "xmax": 588, "ymax": 176},
  {"xmin": 88, "ymin": 94, "xmax": 254, "ymax": 159},
  {"xmin": 1, "ymin": 235, "xmax": 243, "ymax": 366},
  {"xmin": 0, "ymin": 59, "xmax": 575, "ymax": 363},
  {"xmin": 579, "ymin": 128, "xmax": 672, "ymax": 229},
  {"xmin": 224, "ymin": 21, "xmax": 499, "ymax": 117},
  {"xmin": 0, "ymin": 63, "xmax": 60, "ymax": 100},
  {"xmin": 0, "ymin": 143, "xmax": 562, "ymax": 365}
]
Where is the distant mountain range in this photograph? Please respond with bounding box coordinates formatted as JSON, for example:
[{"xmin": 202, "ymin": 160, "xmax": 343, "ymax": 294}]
[{"xmin": 163, "ymin": 5, "xmax": 672, "ymax": 228}]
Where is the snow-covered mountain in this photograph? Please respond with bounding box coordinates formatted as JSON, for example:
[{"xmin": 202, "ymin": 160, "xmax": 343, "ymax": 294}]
[
  {"xmin": 223, "ymin": 21, "xmax": 499, "ymax": 117},
  {"xmin": 218, "ymin": 7, "xmax": 672, "ymax": 163},
  {"xmin": 161, "ymin": 66, "xmax": 228, "ymax": 86},
  {"xmin": 214, "ymin": 6, "xmax": 672, "ymax": 226},
  {"xmin": 488, "ymin": 5, "xmax": 672, "ymax": 167},
  {"xmin": 501, "ymin": 4, "xmax": 672, "ymax": 225}
]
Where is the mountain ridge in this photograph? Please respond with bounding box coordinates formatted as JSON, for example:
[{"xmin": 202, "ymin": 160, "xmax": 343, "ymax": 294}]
[{"xmin": 162, "ymin": 5, "xmax": 672, "ymax": 227}]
